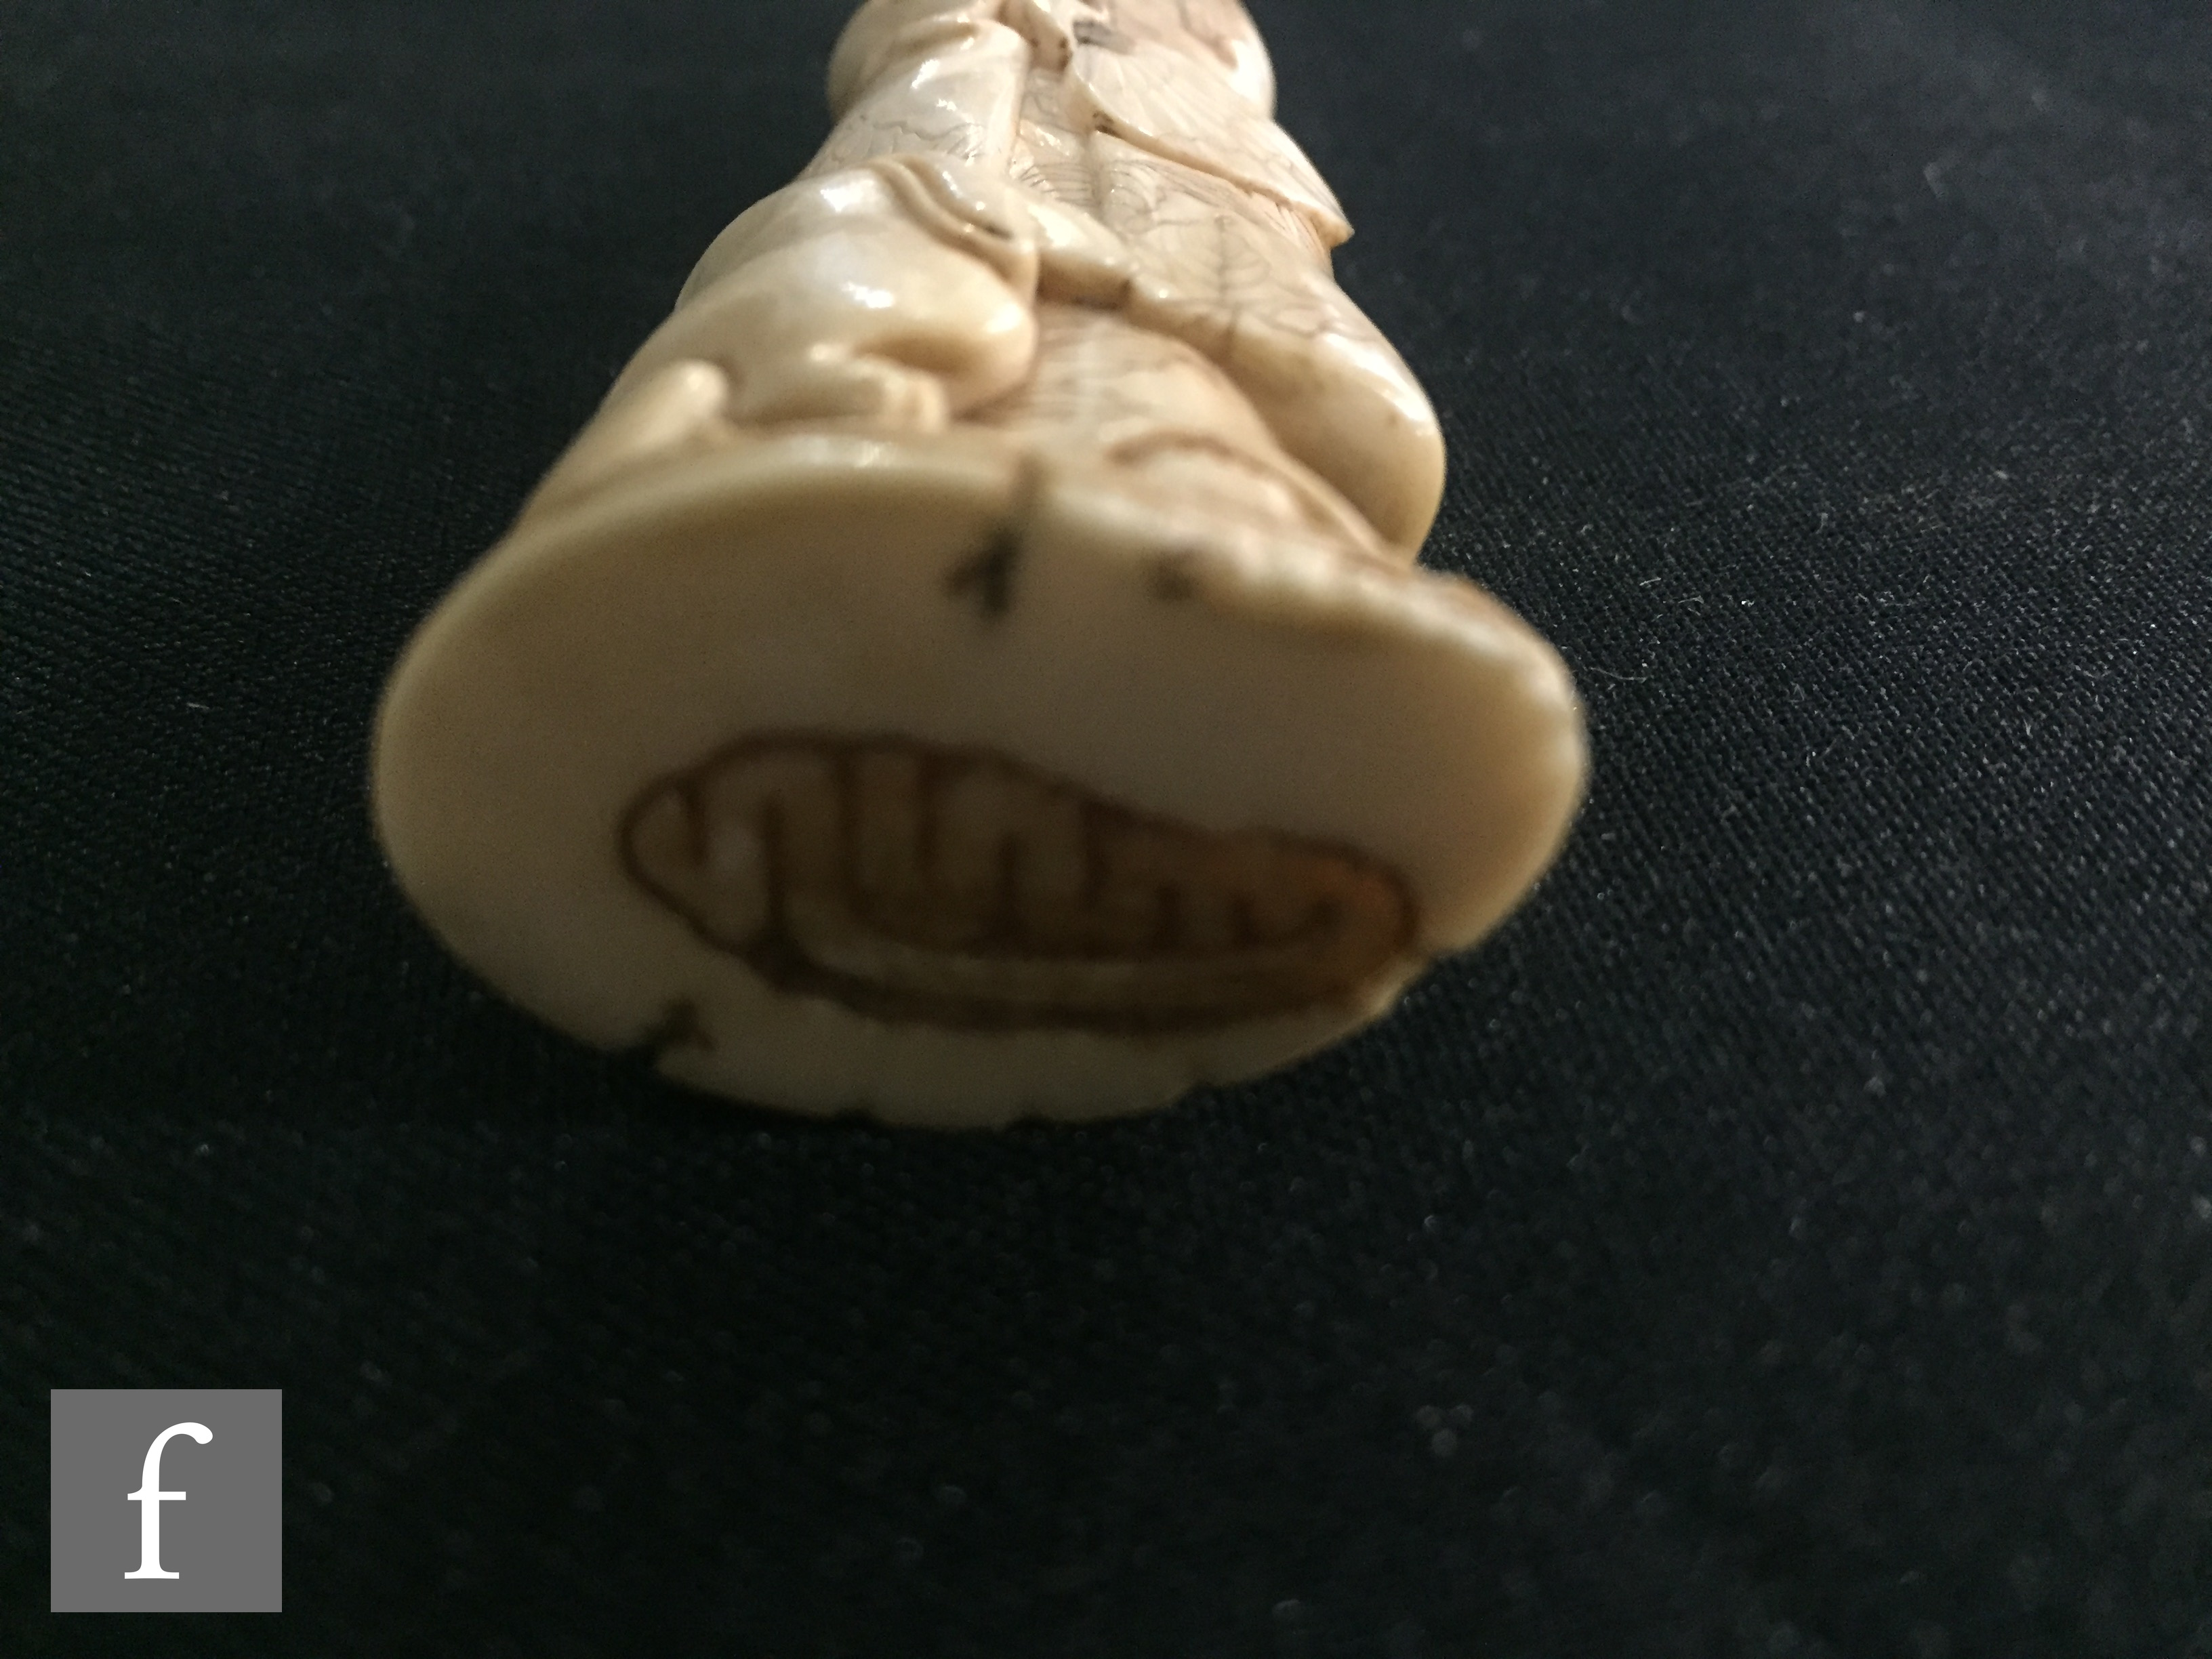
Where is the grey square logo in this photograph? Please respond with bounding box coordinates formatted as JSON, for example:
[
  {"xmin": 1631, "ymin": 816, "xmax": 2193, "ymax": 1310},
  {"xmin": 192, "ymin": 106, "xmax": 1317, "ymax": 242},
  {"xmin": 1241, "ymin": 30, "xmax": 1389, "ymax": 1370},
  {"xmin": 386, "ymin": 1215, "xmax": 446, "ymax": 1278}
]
[{"xmin": 51, "ymin": 1389, "xmax": 283, "ymax": 1612}]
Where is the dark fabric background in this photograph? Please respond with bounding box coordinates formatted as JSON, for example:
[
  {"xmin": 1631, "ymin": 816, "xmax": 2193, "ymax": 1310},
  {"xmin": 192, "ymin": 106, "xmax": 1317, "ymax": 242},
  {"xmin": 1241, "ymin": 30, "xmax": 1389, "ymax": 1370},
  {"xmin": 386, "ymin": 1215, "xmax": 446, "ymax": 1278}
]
[{"xmin": 4, "ymin": 1, "xmax": 2209, "ymax": 1654}]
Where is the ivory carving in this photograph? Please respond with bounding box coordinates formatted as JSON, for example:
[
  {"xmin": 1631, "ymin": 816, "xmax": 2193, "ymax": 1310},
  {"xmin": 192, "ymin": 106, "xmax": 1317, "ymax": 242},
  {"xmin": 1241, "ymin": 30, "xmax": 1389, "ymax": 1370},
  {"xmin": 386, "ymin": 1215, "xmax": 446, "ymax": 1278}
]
[{"xmin": 371, "ymin": 0, "xmax": 1588, "ymax": 1126}]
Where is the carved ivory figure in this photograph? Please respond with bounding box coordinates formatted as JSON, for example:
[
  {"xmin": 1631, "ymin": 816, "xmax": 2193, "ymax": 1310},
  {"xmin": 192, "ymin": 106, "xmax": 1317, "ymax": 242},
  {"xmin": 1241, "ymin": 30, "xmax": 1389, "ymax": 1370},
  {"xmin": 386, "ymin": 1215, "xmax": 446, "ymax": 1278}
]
[{"xmin": 371, "ymin": 0, "xmax": 1587, "ymax": 1126}]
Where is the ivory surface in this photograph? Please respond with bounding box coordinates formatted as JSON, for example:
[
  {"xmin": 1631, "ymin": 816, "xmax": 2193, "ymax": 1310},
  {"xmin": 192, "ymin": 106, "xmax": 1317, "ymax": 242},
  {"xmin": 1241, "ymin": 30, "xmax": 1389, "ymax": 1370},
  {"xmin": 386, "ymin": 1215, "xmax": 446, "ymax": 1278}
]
[{"xmin": 371, "ymin": 0, "xmax": 1587, "ymax": 1126}]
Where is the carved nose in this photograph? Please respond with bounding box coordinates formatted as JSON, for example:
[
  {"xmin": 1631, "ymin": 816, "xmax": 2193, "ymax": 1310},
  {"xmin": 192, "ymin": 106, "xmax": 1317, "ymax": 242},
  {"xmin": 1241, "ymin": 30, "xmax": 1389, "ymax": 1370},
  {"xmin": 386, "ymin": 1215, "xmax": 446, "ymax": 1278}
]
[{"xmin": 623, "ymin": 735, "xmax": 1416, "ymax": 1034}]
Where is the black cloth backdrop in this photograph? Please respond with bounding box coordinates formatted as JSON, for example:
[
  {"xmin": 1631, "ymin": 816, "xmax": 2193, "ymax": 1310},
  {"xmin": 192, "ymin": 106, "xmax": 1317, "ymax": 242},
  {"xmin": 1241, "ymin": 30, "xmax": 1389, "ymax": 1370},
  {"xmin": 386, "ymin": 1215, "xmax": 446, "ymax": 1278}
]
[{"xmin": 4, "ymin": 1, "xmax": 2209, "ymax": 1654}]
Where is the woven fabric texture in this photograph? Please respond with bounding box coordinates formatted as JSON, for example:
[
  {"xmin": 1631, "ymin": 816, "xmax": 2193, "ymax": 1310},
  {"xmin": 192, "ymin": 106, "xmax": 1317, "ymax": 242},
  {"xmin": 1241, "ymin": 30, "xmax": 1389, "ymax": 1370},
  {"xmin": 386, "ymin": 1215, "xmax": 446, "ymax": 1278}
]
[{"xmin": 4, "ymin": 1, "xmax": 2209, "ymax": 1654}]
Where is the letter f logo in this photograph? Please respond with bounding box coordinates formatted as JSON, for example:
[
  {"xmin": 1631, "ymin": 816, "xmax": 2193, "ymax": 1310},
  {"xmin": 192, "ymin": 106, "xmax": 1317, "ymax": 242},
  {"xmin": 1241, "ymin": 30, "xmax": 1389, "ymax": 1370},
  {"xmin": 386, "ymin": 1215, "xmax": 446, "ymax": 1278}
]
[{"xmin": 124, "ymin": 1422, "xmax": 212, "ymax": 1580}]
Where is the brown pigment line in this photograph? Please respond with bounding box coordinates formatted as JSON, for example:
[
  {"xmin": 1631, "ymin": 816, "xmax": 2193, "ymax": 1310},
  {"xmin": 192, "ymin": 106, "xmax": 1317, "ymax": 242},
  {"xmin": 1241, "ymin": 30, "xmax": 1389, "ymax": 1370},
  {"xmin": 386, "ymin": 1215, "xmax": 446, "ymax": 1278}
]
[
  {"xmin": 916, "ymin": 745, "xmax": 943, "ymax": 880},
  {"xmin": 761, "ymin": 797, "xmax": 791, "ymax": 947},
  {"xmin": 682, "ymin": 779, "xmax": 707, "ymax": 868},
  {"xmin": 834, "ymin": 744, "xmax": 865, "ymax": 929},
  {"xmin": 945, "ymin": 527, "xmax": 1022, "ymax": 619},
  {"xmin": 1072, "ymin": 19, "xmax": 1135, "ymax": 52},
  {"xmin": 1079, "ymin": 799, "xmax": 1107, "ymax": 912},
  {"xmin": 980, "ymin": 832, "xmax": 1008, "ymax": 948}
]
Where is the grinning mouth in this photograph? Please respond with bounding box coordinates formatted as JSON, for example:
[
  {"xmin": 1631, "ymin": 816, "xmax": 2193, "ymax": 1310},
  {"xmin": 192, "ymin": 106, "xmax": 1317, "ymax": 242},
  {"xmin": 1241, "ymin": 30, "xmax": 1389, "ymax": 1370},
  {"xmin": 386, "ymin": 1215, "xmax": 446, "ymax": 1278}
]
[{"xmin": 623, "ymin": 735, "xmax": 1416, "ymax": 1034}]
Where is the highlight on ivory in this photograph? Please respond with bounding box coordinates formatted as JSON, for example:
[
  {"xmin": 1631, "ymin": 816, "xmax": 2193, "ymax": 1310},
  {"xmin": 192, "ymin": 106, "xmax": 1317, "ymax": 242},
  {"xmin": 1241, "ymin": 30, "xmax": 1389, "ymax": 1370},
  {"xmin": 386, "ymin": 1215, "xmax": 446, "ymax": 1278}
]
[{"xmin": 371, "ymin": 0, "xmax": 1587, "ymax": 1127}]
